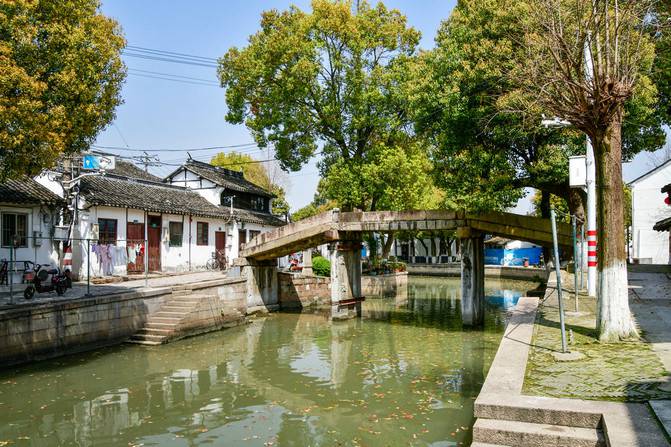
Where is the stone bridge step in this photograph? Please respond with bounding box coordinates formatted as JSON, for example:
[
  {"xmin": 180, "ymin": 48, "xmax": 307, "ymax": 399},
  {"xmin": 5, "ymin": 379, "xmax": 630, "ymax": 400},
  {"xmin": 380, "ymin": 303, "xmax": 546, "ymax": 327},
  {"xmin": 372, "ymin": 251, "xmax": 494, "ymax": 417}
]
[{"xmin": 473, "ymin": 418, "xmax": 606, "ymax": 447}]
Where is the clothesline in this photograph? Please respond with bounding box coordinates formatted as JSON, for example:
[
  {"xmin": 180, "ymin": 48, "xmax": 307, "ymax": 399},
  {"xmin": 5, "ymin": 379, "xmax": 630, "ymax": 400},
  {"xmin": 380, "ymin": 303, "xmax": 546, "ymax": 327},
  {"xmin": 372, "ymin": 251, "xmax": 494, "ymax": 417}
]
[{"xmin": 90, "ymin": 242, "xmax": 145, "ymax": 276}]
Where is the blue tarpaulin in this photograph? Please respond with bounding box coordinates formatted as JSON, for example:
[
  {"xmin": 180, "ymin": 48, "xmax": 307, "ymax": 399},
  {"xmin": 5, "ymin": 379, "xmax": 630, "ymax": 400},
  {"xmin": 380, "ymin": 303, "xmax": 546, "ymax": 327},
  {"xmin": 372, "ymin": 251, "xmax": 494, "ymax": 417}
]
[{"xmin": 484, "ymin": 247, "xmax": 542, "ymax": 266}]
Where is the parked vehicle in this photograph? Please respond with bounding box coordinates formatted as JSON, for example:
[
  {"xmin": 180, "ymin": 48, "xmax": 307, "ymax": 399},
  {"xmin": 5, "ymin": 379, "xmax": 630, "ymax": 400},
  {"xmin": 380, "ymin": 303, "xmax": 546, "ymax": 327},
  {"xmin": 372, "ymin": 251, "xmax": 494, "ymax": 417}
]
[
  {"xmin": 206, "ymin": 250, "xmax": 228, "ymax": 271},
  {"xmin": 23, "ymin": 262, "xmax": 72, "ymax": 300}
]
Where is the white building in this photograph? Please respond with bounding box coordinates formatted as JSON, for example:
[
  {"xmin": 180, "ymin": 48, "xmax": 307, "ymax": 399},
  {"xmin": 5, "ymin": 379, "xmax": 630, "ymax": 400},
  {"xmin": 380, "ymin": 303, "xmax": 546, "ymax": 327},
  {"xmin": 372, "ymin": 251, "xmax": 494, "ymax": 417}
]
[
  {"xmin": 0, "ymin": 178, "xmax": 63, "ymax": 285},
  {"xmin": 34, "ymin": 158, "xmax": 284, "ymax": 279},
  {"xmin": 629, "ymin": 160, "xmax": 671, "ymax": 264}
]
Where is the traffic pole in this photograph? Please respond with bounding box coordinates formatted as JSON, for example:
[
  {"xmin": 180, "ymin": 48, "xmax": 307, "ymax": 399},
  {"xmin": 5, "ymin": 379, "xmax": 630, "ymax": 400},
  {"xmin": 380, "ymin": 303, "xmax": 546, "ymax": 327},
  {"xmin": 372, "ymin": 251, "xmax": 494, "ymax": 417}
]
[
  {"xmin": 572, "ymin": 216, "xmax": 579, "ymax": 312},
  {"xmin": 551, "ymin": 209, "xmax": 568, "ymax": 353},
  {"xmin": 586, "ymin": 135, "xmax": 597, "ymax": 297}
]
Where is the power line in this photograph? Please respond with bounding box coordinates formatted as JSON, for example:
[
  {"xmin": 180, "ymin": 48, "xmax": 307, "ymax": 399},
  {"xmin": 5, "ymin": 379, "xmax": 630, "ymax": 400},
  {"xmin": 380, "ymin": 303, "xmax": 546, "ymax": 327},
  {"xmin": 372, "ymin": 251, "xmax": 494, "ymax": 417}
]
[
  {"xmin": 122, "ymin": 51, "xmax": 218, "ymax": 68},
  {"xmin": 127, "ymin": 72, "xmax": 220, "ymax": 87},
  {"xmin": 126, "ymin": 45, "xmax": 218, "ymax": 63},
  {"xmin": 92, "ymin": 143, "xmax": 259, "ymax": 153},
  {"xmin": 128, "ymin": 68, "xmax": 219, "ymax": 84}
]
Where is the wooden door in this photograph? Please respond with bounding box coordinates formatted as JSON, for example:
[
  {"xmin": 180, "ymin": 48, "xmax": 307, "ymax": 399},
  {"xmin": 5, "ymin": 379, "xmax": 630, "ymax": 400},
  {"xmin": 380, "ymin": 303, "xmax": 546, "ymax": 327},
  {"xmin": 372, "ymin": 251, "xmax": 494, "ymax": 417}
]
[
  {"xmin": 127, "ymin": 222, "xmax": 144, "ymax": 273},
  {"xmin": 147, "ymin": 215, "xmax": 161, "ymax": 272},
  {"xmin": 238, "ymin": 230, "xmax": 247, "ymax": 252},
  {"xmin": 215, "ymin": 231, "xmax": 226, "ymax": 253}
]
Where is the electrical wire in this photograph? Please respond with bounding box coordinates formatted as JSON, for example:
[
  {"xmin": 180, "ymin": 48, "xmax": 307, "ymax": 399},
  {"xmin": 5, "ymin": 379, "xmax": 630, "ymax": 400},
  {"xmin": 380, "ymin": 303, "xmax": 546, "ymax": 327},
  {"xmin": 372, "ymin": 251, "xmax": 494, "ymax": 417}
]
[
  {"xmin": 128, "ymin": 68, "xmax": 219, "ymax": 84},
  {"xmin": 127, "ymin": 72, "xmax": 220, "ymax": 87},
  {"xmin": 122, "ymin": 51, "xmax": 219, "ymax": 68},
  {"xmin": 126, "ymin": 45, "xmax": 219, "ymax": 63},
  {"xmin": 92, "ymin": 143, "xmax": 259, "ymax": 153}
]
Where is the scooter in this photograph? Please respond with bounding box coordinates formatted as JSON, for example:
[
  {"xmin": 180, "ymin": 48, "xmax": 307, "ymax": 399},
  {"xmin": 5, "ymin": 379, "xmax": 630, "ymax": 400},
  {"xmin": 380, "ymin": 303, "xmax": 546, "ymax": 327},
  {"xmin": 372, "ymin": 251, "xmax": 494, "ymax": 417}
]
[{"xmin": 23, "ymin": 262, "xmax": 72, "ymax": 300}]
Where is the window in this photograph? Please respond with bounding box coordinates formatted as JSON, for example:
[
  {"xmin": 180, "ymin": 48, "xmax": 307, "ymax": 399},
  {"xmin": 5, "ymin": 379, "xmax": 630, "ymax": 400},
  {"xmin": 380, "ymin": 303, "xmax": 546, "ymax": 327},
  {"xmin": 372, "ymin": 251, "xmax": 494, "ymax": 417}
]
[
  {"xmin": 238, "ymin": 229, "xmax": 247, "ymax": 251},
  {"xmin": 98, "ymin": 218, "xmax": 117, "ymax": 245},
  {"xmin": 1, "ymin": 213, "xmax": 27, "ymax": 247},
  {"xmin": 169, "ymin": 222, "xmax": 183, "ymax": 247},
  {"xmin": 251, "ymin": 196, "xmax": 267, "ymax": 212},
  {"xmin": 197, "ymin": 222, "xmax": 209, "ymax": 246},
  {"xmin": 249, "ymin": 230, "xmax": 261, "ymax": 241}
]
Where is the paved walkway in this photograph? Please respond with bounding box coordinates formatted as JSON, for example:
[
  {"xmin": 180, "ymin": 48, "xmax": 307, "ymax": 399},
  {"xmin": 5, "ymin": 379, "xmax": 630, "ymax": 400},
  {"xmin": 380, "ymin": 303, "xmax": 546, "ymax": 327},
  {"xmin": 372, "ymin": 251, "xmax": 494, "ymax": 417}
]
[{"xmin": 0, "ymin": 270, "xmax": 229, "ymax": 307}]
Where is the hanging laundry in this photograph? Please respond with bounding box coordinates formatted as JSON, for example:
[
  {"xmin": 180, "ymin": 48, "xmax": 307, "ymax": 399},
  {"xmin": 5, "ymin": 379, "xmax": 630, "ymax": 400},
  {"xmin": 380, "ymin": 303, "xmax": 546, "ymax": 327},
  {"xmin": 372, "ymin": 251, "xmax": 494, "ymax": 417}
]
[{"xmin": 127, "ymin": 244, "xmax": 137, "ymax": 264}]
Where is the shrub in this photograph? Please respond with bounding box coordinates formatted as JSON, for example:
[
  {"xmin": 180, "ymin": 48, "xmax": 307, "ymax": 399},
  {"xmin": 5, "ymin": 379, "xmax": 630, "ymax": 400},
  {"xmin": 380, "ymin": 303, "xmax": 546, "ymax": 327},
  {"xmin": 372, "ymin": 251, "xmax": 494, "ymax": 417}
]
[{"xmin": 312, "ymin": 256, "xmax": 331, "ymax": 277}]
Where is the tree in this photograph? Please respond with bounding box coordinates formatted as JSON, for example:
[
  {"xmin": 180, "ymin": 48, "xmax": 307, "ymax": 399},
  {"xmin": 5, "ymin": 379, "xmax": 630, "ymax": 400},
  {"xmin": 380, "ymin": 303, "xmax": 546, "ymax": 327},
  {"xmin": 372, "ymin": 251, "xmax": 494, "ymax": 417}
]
[
  {"xmin": 0, "ymin": 0, "xmax": 126, "ymax": 179},
  {"xmin": 409, "ymin": 0, "xmax": 663, "ymax": 219},
  {"xmin": 210, "ymin": 151, "xmax": 290, "ymax": 216},
  {"xmin": 219, "ymin": 0, "xmax": 426, "ymax": 212},
  {"xmin": 510, "ymin": 0, "xmax": 659, "ymax": 341}
]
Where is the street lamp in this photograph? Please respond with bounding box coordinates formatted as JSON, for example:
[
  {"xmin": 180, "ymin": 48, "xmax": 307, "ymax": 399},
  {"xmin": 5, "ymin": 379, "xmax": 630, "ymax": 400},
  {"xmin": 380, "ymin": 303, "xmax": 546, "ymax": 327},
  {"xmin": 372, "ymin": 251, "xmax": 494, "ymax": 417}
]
[{"xmin": 541, "ymin": 118, "xmax": 597, "ymax": 297}]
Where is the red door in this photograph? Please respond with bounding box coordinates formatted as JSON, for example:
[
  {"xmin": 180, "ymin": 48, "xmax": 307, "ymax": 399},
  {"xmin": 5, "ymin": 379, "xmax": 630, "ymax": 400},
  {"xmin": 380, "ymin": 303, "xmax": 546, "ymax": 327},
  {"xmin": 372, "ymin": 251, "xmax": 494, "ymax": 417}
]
[
  {"xmin": 215, "ymin": 231, "xmax": 226, "ymax": 253},
  {"xmin": 127, "ymin": 223, "xmax": 144, "ymax": 273},
  {"xmin": 147, "ymin": 215, "xmax": 161, "ymax": 272}
]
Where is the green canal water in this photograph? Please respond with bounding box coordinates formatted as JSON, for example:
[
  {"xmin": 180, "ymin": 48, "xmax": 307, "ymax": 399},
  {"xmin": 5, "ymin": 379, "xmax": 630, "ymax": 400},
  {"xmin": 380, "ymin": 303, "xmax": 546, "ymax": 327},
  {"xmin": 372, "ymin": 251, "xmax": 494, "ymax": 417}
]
[{"xmin": 0, "ymin": 276, "xmax": 538, "ymax": 447}]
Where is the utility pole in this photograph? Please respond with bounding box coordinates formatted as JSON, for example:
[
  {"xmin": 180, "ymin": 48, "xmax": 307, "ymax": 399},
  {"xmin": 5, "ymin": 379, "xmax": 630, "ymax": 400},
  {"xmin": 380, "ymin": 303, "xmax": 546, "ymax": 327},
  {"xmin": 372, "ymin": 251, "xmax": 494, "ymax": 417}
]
[
  {"xmin": 134, "ymin": 152, "xmax": 161, "ymax": 173},
  {"xmin": 584, "ymin": 32, "xmax": 597, "ymax": 297}
]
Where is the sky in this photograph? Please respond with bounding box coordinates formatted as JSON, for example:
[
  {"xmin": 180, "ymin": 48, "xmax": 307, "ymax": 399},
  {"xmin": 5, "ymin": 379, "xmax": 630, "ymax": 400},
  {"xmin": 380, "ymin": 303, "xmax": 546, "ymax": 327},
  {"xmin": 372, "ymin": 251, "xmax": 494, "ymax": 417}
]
[{"xmin": 96, "ymin": 0, "xmax": 669, "ymax": 214}]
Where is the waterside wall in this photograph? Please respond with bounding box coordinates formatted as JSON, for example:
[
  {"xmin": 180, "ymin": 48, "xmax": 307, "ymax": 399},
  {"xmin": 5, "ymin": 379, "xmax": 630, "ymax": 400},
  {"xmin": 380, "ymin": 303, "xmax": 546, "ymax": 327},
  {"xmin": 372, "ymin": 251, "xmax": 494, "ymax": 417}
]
[
  {"xmin": 407, "ymin": 263, "xmax": 548, "ymax": 282},
  {"xmin": 0, "ymin": 278, "xmax": 246, "ymax": 367}
]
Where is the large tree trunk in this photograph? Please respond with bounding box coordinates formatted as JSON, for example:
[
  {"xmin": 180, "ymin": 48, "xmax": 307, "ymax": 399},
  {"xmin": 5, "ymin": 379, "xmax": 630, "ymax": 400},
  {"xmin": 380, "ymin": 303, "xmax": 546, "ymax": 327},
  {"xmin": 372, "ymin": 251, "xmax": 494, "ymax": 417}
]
[
  {"xmin": 593, "ymin": 108, "xmax": 637, "ymax": 341},
  {"xmin": 382, "ymin": 232, "xmax": 395, "ymax": 259}
]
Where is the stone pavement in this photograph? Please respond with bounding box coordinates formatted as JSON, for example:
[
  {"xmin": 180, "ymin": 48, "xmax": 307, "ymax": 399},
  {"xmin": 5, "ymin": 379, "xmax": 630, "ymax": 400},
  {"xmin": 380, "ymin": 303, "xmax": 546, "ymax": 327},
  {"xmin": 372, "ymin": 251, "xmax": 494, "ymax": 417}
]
[
  {"xmin": 523, "ymin": 270, "xmax": 670, "ymax": 402},
  {"xmin": 0, "ymin": 270, "xmax": 228, "ymax": 307}
]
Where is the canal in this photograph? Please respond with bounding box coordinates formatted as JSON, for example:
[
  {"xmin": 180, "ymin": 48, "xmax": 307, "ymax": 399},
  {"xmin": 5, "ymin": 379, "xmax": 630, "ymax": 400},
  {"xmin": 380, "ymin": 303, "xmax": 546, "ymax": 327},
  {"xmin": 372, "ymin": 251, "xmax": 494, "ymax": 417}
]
[{"xmin": 0, "ymin": 276, "xmax": 538, "ymax": 446}]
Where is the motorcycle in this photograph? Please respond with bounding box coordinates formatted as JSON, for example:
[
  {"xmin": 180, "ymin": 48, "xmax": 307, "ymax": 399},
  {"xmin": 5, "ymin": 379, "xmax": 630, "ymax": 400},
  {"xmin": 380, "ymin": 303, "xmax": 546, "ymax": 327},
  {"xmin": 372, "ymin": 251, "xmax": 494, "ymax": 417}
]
[{"xmin": 23, "ymin": 262, "xmax": 72, "ymax": 300}]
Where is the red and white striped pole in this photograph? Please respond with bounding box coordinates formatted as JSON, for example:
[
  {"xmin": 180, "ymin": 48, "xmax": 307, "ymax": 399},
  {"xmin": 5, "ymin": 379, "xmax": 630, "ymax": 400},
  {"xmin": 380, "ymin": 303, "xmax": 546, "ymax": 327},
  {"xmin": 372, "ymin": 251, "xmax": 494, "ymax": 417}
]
[
  {"xmin": 586, "ymin": 135, "xmax": 597, "ymax": 297},
  {"xmin": 63, "ymin": 243, "xmax": 73, "ymax": 268}
]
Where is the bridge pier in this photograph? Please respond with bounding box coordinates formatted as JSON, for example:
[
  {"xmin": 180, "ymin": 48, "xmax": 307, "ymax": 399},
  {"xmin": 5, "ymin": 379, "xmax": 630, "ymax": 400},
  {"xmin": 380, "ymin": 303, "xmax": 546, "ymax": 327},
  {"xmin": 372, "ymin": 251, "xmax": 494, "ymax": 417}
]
[
  {"xmin": 330, "ymin": 236, "xmax": 363, "ymax": 321},
  {"xmin": 237, "ymin": 258, "xmax": 279, "ymax": 314},
  {"xmin": 458, "ymin": 227, "xmax": 485, "ymax": 326}
]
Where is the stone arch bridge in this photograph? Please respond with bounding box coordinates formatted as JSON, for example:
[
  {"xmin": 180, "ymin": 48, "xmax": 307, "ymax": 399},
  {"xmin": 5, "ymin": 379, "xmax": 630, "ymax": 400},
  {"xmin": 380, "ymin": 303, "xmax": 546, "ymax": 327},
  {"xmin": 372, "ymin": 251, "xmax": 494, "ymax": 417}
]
[{"xmin": 235, "ymin": 210, "xmax": 572, "ymax": 325}]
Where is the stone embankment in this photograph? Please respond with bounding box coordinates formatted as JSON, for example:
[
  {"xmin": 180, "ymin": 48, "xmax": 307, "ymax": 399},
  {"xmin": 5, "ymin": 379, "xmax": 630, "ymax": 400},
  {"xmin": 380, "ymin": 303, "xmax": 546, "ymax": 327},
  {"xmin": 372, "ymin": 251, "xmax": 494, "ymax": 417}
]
[
  {"xmin": 473, "ymin": 272, "xmax": 669, "ymax": 446},
  {"xmin": 407, "ymin": 263, "xmax": 547, "ymax": 281}
]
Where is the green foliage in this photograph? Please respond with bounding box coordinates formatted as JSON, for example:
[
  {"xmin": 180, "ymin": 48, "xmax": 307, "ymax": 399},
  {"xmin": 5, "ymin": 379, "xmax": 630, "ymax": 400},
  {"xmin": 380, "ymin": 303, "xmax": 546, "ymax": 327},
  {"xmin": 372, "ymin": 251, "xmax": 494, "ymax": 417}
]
[
  {"xmin": 0, "ymin": 0, "xmax": 126, "ymax": 179},
  {"xmin": 291, "ymin": 191, "xmax": 336, "ymax": 221},
  {"xmin": 220, "ymin": 0, "xmax": 432, "ymax": 212},
  {"xmin": 408, "ymin": 0, "xmax": 663, "ymax": 212},
  {"xmin": 312, "ymin": 256, "xmax": 331, "ymax": 277},
  {"xmin": 211, "ymin": 151, "xmax": 289, "ymax": 215},
  {"xmin": 531, "ymin": 191, "xmax": 570, "ymax": 223}
]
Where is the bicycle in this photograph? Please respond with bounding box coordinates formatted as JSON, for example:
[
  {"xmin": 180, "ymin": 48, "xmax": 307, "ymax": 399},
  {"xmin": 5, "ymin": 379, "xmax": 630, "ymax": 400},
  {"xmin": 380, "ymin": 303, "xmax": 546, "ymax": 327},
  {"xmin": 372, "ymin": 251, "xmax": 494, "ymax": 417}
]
[{"xmin": 206, "ymin": 250, "xmax": 228, "ymax": 271}]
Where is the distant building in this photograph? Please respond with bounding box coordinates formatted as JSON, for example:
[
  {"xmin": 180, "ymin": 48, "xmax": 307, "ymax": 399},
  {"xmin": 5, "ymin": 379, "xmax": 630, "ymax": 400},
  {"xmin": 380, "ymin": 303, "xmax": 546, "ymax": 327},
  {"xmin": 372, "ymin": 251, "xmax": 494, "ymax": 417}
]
[
  {"xmin": 653, "ymin": 183, "xmax": 671, "ymax": 262},
  {"xmin": 629, "ymin": 160, "xmax": 671, "ymax": 264},
  {"xmin": 31, "ymin": 157, "xmax": 285, "ymax": 279}
]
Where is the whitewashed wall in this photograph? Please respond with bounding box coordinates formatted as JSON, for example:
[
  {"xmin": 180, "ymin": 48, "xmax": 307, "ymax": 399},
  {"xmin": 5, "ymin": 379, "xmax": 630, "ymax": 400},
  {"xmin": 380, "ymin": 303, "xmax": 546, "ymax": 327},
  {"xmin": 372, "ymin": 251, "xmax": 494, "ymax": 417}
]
[
  {"xmin": 631, "ymin": 164, "xmax": 671, "ymax": 264},
  {"xmin": 0, "ymin": 204, "xmax": 61, "ymax": 284}
]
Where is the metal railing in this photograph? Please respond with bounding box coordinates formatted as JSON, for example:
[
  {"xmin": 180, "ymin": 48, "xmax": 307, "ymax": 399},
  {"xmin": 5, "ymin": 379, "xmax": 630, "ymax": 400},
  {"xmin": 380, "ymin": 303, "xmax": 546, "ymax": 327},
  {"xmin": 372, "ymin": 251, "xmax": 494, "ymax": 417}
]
[{"xmin": 1, "ymin": 235, "xmax": 149, "ymax": 305}]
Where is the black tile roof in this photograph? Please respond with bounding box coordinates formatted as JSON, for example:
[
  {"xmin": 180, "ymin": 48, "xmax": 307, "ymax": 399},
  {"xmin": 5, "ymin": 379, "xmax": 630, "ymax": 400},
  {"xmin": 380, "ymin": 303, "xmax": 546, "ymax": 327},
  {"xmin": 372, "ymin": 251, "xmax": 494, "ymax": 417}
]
[
  {"xmin": 107, "ymin": 159, "xmax": 163, "ymax": 182},
  {"xmin": 654, "ymin": 216, "xmax": 671, "ymax": 232},
  {"xmin": 79, "ymin": 175, "xmax": 285, "ymax": 226},
  {"xmin": 0, "ymin": 177, "xmax": 64, "ymax": 206},
  {"xmin": 171, "ymin": 160, "xmax": 275, "ymax": 198}
]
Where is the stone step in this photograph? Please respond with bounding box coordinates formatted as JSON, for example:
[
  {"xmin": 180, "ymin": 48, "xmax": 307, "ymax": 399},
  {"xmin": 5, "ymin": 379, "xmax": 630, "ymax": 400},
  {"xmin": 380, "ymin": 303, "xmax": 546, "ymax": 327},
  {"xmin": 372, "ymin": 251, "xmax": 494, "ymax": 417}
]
[
  {"xmin": 166, "ymin": 300, "xmax": 200, "ymax": 306},
  {"xmin": 136, "ymin": 328, "xmax": 173, "ymax": 336},
  {"xmin": 473, "ymin": 418, "xmax": 606, "ymax": 447},
  {"xmin": 159, "ymin": 304, "xmax": 193, "ymax": 315},
  {"xmin": 471, "ymin": 443, "xmax": 512, "ymax": 447},
  {"xmin": 154, "ymin": 311, "xmax": 188, "ymax": 317},
  {"xmin": 149, "ymin": 316, "xmax": 181, "ymax": 324},
  {"xmin": 475, "ymin": 395, "xmax": 603, "ymax": 428},
  {"xmin": 145, "ymin": 322, "xmax": 179, "ymax": 329}
]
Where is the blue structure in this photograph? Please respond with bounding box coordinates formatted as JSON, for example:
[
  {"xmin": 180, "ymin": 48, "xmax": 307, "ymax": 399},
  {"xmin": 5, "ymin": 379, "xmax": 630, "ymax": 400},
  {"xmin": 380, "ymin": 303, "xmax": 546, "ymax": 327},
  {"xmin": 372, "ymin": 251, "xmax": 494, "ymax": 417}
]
[{"xmin": 484, "ymin": 247, "xmax": 542, "ymax": 267}]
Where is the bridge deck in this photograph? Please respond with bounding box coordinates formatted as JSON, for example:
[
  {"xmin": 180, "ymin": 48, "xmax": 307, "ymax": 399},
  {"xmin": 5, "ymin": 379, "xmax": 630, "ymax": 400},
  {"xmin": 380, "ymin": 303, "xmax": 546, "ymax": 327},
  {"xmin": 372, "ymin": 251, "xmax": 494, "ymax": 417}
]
[{"xmin": 241, "ymin": 210, "xmax": 573, "ymax": 260}]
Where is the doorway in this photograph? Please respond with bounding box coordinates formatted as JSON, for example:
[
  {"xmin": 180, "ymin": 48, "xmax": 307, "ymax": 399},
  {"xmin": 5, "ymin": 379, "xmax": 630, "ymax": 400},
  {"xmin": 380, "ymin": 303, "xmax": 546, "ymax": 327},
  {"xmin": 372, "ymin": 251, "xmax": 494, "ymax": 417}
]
[
  {"xmin": 127, "ymin": 222, "xmax": 145, "ymax": 273},
  {"xmin": 147, "ymin": 215, "xmax": 161, "ymax": 271},
  {"xmin": 215, "ymin": 231, "xmax": 226, "ymax": 254}
]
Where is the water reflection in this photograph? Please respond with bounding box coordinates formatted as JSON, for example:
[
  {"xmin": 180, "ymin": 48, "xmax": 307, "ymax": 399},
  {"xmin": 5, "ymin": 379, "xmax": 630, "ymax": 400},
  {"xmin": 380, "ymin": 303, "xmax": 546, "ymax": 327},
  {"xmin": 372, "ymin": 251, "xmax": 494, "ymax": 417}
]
[{"xmin": 0, "ymin": 276, "xmax": 537, "ymax": 447}]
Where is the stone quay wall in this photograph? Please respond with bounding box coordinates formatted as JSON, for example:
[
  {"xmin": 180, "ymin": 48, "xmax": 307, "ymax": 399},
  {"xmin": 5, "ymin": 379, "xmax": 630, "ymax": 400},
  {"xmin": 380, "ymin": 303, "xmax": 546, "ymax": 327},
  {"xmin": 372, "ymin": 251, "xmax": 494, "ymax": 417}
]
[
  {"xmin": 407, "ymin": 263, "xmax": 548, "ymax": 282},
  {"xmin": 278, "ymin": 271, "xmax": 408, "ymax": 310},
  {"xmin": 0, "ymin": 278, "xmax": 247, "ymax": 367}
]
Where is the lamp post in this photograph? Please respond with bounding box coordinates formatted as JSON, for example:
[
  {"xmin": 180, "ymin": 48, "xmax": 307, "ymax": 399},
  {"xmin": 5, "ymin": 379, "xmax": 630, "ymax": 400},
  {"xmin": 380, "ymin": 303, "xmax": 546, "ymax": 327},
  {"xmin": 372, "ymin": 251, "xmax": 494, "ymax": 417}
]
[{"xmin": 541, "ymin": 118, "xmax": 597, "ymax": 297}]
